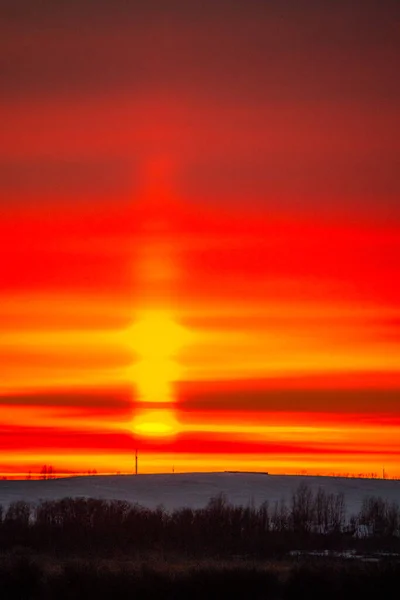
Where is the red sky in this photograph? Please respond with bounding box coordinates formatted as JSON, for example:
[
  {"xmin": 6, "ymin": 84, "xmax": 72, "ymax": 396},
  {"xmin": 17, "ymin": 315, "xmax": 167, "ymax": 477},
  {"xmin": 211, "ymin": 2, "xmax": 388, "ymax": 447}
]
[{"xmin": 0, "ymin": 0, "xmax": 399, "ymax": 478}]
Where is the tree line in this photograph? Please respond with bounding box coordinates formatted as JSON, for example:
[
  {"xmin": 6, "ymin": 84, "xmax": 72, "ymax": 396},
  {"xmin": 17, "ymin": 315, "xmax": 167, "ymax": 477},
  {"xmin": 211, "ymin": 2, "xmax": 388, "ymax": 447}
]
[{"xmin": 0, "ymin": 483, "xmax": 399, "ymax": 557}]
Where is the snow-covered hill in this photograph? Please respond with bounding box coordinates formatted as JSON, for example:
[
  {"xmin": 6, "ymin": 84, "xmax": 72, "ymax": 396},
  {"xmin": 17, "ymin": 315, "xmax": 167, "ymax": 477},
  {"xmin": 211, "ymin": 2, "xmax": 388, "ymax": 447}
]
[{"xmin": 0, "ymin": 473, "xmax": 399, "ymax": 515}]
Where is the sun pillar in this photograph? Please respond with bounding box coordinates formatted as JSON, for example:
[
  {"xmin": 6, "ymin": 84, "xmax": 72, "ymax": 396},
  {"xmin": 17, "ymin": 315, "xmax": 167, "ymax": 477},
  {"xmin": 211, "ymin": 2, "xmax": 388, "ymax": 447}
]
[{"xmin": 130, "ymin": 157, "xmax": 187, "ymax": 441}]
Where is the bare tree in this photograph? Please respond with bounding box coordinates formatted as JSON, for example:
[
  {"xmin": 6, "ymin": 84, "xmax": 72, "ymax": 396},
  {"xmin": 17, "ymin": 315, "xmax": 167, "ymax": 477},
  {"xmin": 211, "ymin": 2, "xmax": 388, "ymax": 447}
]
[{"xmin": 291, "ymin": 482, "xmax": 314, "ymax": 533}]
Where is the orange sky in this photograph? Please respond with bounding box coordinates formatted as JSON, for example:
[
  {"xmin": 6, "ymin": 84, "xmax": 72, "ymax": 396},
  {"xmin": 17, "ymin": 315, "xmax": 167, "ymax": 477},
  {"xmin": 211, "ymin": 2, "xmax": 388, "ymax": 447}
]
[{"xmin": 0, "ymin": 1, "xmax": 399, "ymax": 478}]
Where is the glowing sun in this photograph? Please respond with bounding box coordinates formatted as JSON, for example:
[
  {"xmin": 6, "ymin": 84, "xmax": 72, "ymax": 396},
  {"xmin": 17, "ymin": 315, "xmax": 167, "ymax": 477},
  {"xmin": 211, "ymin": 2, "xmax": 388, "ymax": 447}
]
[
  {"xmin": 127, "ymin": 309, "xmax": 191, "ymax": 438},
  {"xmin": 133, "ymin": 408, "xmax": 178, "ymax": 437},
  {"xmin": 129, "ymin": 309, "xmax": 190, "ymax": 404}
]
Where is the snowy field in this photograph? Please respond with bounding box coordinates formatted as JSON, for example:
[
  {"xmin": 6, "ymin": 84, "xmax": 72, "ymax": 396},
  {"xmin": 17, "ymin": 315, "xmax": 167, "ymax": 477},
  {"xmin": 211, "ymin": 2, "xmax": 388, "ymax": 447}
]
[{"xmin": 0, "ymin": 472, "xmax": 399, "ymax": 515}]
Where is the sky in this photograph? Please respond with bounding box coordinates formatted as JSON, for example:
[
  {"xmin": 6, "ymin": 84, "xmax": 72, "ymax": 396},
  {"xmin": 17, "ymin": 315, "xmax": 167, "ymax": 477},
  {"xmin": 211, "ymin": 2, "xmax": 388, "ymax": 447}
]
[{"xmin": 1, "ymin": 0, "xmax": 399, "ymax": 478}]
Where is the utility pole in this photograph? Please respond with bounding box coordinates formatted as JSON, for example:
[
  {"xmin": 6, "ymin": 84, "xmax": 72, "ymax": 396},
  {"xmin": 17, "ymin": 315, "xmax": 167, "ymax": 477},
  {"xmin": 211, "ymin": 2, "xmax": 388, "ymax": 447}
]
[{"xmin": 135, "ymin": 449, "xmax": 138, "ymax": 475}]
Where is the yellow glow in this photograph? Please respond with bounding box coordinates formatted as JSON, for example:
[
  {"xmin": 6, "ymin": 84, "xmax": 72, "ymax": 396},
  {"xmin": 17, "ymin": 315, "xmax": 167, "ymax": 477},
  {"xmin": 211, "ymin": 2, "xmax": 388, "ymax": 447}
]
[
  {"xmin": 129, "ymin": 310, "xmax": 190, "ymax": 359},
  {"xmin": 129, "ymin": 310, "xmax": 190, "ymax": 435},
  {"xmin": 133, "ymin": 408, "xmax": 178, "ymax": 437},
  {"xmin": 129, "ymin": 310, "xmax": 191, "ymax": 403},
  {"xmin": 133, "ymin": 359, "xmax": 181, "ymax": 403}
]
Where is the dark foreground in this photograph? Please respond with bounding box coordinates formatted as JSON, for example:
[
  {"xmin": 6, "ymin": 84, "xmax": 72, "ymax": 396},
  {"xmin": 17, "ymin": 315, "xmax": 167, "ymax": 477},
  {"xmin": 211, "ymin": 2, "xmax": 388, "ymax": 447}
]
[
  {"xmin": 0, "ymin": 554, "xmax": 400, "ymax": 599},
  {"xmin": 1, "ymin": 485, "xmax": 399, "ymax": 598}
]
